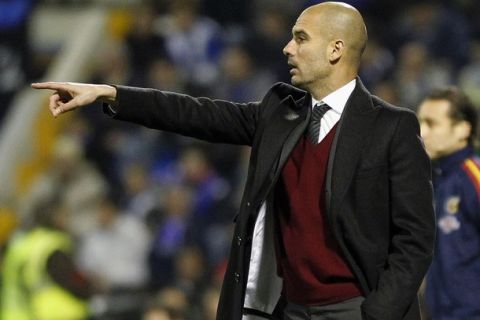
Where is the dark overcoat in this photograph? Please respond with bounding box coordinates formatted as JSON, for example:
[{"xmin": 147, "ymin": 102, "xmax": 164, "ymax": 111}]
[{"xmin": 109, "ymin": 79, "xmax": 435, "ymax": 320}]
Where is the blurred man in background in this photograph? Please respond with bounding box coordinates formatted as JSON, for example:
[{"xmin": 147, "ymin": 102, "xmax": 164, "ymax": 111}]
[
  {"xmin": 0, "ymin": 197, "xmax": 93, "ymax": 320},
  {"xmin": 417, "ymin": 87, "xmax": 480, "ymax": 319}
]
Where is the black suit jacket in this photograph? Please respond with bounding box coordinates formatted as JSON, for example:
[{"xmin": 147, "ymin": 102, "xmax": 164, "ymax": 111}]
[{"xmin": 109, "ymin": 78, "xmax": 435, "ymax": 320}]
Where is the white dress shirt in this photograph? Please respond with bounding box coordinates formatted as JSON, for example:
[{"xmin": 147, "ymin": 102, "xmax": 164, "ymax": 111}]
[{"xmin": 310, "ymin": 79, "xmax": 356, "ymax": 143}]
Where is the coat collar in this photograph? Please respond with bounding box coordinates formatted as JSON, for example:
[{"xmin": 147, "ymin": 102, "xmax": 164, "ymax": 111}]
[
  {"xmin": 252, "ymin": 78, "xmax": 378, "ymax": 212},
  {"xmin": 433, "ymin": 146, "xmax": 475, "ymax": 177}
]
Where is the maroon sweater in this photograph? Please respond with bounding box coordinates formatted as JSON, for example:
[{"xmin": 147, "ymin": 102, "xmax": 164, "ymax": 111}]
[{"xmin": 275, "ymin": 125, "xmax": 362, "ymax": 305}]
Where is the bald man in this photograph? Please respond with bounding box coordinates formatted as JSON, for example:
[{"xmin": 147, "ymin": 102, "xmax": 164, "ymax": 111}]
[{"xmin": 33, "ymin": 2, "xmax": 434, "ymax": 320}]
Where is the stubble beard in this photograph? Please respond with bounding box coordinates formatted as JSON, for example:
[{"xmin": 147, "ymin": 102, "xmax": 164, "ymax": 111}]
[
  {"xmin": 291, "ymin": 73, "xmax": 308, "ymax": 90},
  {"xmin": 291, "ymin": 76, "xmax": 314, "ymax": 92}
]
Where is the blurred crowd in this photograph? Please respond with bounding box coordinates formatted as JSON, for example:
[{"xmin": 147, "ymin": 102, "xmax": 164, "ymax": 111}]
[{"xmin": 2, "ymin": 0, "xmax": 480, "ymax": 319}]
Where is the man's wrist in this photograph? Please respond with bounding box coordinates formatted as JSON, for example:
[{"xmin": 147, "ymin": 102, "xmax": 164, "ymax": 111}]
[{"xmin": 97, "ymin": 85, "xmax": 117, "ymax": 103}]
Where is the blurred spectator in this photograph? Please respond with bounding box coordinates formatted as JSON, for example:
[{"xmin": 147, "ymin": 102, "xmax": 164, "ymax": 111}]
[
  {"xmin": 84, "ymin": 122, "xmax": 164, "ymax": 203},
  {"xmin": 172, "ymin": 246, "xmax": 207, "ymax": 312},
  {"xmin": 115, "ymin": 128, "xmax": 164, "ymax": 173},
  {"xmin": 245, "ymin": 6, "xmax": 291, "ymax": 82},
  {"xmin": 84, "ymin": 37, "xmax": 147, "ymax": 191},
  {"xmin": 22, "ymin": 134, "xmax": 107, "ymax": 236},
  {"xmin": 142, "ymin": 301, "xmax": 175, "ymax": 320},
  {"xmin": 156, "ymin": 0, "xmax": 224, "ymax": 90},
  {"xmin": 0, "ymin": 0, "xmax": 33, "ymax": 123},
  {"xmin": 359, "ymin": 37, "xmax": 395, "ymax": 89},
  {"xmin": 417, "ymin": 87, "xmax": 480, "ymax": 319},
  {"xmin": 144, "ymin": 308, "xmax": 173, "ymax": 320},
  {"xmin": 80, "ymin": 120, "xmax": 131, "ymax": 197},
  {"xmin": 203, "ymin": 0, "xmax": 251, "ymax": 25},
  {"xmin": 391, "ymin": 2, "xmax": 470, "ymax": 69},
  {"xmin": 465, "ymin": 1, "xmax": 480, "ymax": 39},
  {"xmin": 91, "ymin": 39, "xmax": 132, "ymax": 86},
  {"xmin": 214, "ymin": 45, "xmax": 275, "ymax": 102},
  {"xmin": 395, "ymin": 41, "xmax": 452, "ymax": 109},
  {"xmin": 151, "ymin": 286, "xmax": 189, "ymax": 320},
  {"xmin": 255, "ymin": 0, "xmax": 302, "ymax": 17},
  {"xmin": 459, "ymin": 40, "xmax": 480, "ymax": 107},
  {"xmin": 147, "ymin": 185, "xmax": 193, "ymax": 289},
  {"xmin": 77, "ymin": 195, "xmax": 150, "ymax": 292},
  {"xmin": 1, "ymin": 198, "xmax": 93, "ymax": 320},
  {"xmin": 125, "ymin": 4, "xmax": 167, "ymax": 87},
  {"xmin": 0, "ymin": 205, "xmax": 17, "ymax": 251},
  {"xmin": 147, "ymin": 58, "xmax": 186, "ymax": 92},
  {"xmin": 371, "ymin": 80, "xmax": 400, "ymax": 106},
  {"xmin": 121, "ymin": 162, "xmax": 157, "ymax": 218},
  {"xmin": 201, "ymin": 285, "xmax": 221, "ymax": 320},
  {"xmin": 178, "ymin": 146, "xmax": 232, "ymax": 266}
]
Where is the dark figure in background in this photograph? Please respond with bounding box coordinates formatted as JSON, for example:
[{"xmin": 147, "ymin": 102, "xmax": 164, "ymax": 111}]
[
  {"xmin": 417, "ymin": 88, "xmax": 480, "ymax": 320},
  {"xmin": 125, "ymin": 4, "xmax": 167, "ymax": 87},
  {"xmin": 33, "ymin": 2, "xmax": 435, "ymax": 319},
  {"xmin": 0, "ymin": 0, "xmax": 33, "ymax": 124},
  {"xmin": 245, "ymin": 6, "xmax": 292, "ymax": 83}
]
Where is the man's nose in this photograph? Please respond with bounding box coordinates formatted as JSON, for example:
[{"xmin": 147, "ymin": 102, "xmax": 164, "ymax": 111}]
[
  {"xmin": 419, "ymin": 123, "xmax": 429, "ymax": 139},
  {"xmin": 283, "ymin": 39, "xmax": 294, "ymax": 56}
]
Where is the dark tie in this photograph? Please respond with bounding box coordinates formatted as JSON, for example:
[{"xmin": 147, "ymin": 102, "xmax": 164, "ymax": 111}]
[{"xmin": 308, "ymin": 102, "xmax": 331, "ymax": 144}]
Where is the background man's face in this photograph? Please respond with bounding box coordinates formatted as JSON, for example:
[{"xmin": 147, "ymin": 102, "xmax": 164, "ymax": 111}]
[{"xmin": 418, "ymin": 99, "xmax": 468, "ymax": 159}]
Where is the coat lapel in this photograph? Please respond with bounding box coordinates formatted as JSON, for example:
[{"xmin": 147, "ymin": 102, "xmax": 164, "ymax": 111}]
[
  {"xmin": 326, "ymin": 79, "xmax": 378, "ymax": 218},
  {"xmin": 276, "ymin": 96, "xmax": 311, "ymax": 173},
  {"xmin": 253, "ymin": 94, "xmax": 309, "ymax": 198}
]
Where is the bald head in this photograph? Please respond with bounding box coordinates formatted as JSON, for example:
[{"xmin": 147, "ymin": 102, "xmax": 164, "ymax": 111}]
[
  {"xmin": 283, "ymin": 2, "xmax": 368, "ymax": 96},
  {"xmin": 300, "ymin": 2, "xmax": 368, "ymax": 65}
]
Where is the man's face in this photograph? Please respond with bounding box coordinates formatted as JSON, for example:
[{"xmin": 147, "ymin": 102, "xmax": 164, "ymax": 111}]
[
  {"xmin": 283, "ymin": 10, "xmax": 331, "ymax": 90},
  {"xmin": 417, "ymin": 99, "xmax": 468, "ymax": 159}
]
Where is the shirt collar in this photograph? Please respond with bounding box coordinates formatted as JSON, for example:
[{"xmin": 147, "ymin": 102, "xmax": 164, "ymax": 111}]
[
  {"xmin": 433, "ymin": 146, "xmax": 475, "ymax": 176},
  {"xmin": 311, "ymin": 79, "xmax": 356, "ymax": 114}
]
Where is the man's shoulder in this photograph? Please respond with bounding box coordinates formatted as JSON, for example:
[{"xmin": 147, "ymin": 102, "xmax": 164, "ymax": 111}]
[
  {"xmin": 371, "ymin": 95, "xmax": 415, "ymax": 116},
  {"xmin": 459, "ymin": 156, "xmax": 480, "ymax": 197},
  {"xmin": 368, "ymin": 95, "xmax": 421, "ymax": 134},
  {"xmin": 267, "ymin": 82, "xmax": 307, "ymax": 101}
]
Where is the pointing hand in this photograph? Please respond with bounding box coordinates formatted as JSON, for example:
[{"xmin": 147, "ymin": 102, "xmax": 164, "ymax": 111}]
[{"xmin": 31, "ymin": 82, "xmax": 116, "ymax": 117}]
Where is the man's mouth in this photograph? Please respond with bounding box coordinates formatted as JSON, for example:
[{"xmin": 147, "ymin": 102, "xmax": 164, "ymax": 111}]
[{"xmin": 288, "ymin": 62, "xmax": 298, "ymax": 74}]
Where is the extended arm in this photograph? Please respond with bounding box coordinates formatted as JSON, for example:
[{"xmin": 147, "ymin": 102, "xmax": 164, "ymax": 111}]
[
  {"xmin": 110, "ymin": 86, "xmax": 262, "ymax": 145},
  {"xmin": 32, "ymin": 82, "xmax": 263, "ymax": 146}
]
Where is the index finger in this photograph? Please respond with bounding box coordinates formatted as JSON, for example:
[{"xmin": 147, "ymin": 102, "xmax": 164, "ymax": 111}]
[{"xmin": 31, "ymin": 82, "xmax": 70, "ymax": 91}]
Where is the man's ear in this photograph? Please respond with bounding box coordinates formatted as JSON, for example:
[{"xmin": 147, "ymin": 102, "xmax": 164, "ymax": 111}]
[
  {"xmin": 454, "ymin": 120, "xmax": 472, "ymax": 142},
  {"xmin": 329, "ymin": 39, "xmax": 344, "ymax": 62}
]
